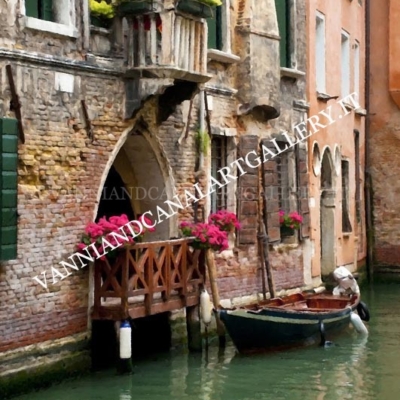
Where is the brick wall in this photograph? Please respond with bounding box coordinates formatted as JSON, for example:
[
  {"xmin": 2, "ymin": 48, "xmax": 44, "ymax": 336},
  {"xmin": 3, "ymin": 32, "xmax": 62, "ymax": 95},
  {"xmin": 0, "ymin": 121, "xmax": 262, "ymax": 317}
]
[{"xmin": 0, "ymin": 0, "xmax": 313, "ymax": 367}]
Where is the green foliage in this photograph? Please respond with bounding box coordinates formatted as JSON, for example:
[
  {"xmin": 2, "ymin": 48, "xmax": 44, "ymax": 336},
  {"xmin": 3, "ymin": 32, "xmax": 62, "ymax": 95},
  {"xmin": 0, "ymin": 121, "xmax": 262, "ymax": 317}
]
[
  {"xmin": 90, "ymin": 0, "xmax": 115, "ymax": 19},
  {"xmin": 198, "ymin": 0, "xmax": 222, "ymax": 6},
  {"xmin": 195, "ymin": 130, "xmax": 210, "ymax": 155}
]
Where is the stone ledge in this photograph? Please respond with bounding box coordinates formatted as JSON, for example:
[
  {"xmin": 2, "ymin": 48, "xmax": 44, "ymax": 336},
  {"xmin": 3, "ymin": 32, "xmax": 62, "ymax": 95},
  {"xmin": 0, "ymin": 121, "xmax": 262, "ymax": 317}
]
[
  {"xmin": 0, "ymin": 48, "xmax": 122, "ymax": 77},
  {"xmin": 207, "ymin": 49, "xmax": 240, "ymax": 64},
  {"xmin": 23, "ymin": 16, "xmax": 78, "ymax": 39},
  {"xmin": 355, "ymin": 108, "xmax": 367, "ymax": 116},
  {"xmin": 280, "ymin": 67, "xmax": 305, "ymax": 80},
  {"xmin": 90, "ymin": 25, "xmax": 112, "ymax": 36},
  {"xmin": 317, "ymin": 92, "xmax": 339, "ymax": 102},
  {"xmin": 0, "ymin": 332, "xmax": 89, "ymax": 369}
]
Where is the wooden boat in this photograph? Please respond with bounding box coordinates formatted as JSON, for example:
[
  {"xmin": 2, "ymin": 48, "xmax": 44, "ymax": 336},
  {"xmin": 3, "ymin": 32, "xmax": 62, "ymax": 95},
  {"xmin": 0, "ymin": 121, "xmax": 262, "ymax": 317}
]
[{"xmin": 217, "ymin": 291, "xmax": 361, "ymax": 353}]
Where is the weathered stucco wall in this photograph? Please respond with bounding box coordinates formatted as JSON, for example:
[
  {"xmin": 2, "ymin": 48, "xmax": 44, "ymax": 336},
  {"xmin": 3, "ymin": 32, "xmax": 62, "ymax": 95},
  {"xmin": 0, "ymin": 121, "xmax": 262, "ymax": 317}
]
[{"xmin": 307, "ymin": 0, "xmax": 367, "ymax": 277}]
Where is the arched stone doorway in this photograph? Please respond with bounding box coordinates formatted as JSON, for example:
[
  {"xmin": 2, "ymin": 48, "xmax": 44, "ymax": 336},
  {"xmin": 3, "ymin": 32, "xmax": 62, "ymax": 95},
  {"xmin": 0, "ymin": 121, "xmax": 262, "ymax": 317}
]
[
  {"xmin": 320, "ymin": 147, "xmax": 336, "ymax": 277},
  {"xmin": 95, "ymin": 124, "xmax": 176, "ymax": 241}
]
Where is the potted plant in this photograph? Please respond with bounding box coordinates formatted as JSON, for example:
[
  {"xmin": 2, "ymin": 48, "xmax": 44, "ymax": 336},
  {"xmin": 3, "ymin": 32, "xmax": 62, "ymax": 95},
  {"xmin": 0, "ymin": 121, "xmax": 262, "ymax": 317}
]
[
  {"xmin": 115, "ymin": 0, "xmax": 158, "ymax": 16},
  {"xmin": 90, "ymin": 0, "xmax": 115, "ymax": 28},
  {"xmin": 176, "ymin": 0, "xmax": 222, "ymax": 19},
  {"xmin": 77, "ymin": 214, "xmax": 155, "ymax": 261},
  {"xmin": 279, "ymin": 210, "xmax": 303, "ymax": 238}
]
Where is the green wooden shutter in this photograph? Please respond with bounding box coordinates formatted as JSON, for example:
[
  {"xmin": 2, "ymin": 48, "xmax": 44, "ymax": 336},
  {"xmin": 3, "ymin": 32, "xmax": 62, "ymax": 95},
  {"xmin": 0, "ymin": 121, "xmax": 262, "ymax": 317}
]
[
  {"xmin": 207, "ymin": 6, "xmax": 222, "ymax": 50},
  {"xmin": 0, "ymin": 118, "xmax": 18, "ymax": 261},
  {"xmin": 41, "ymin": 0, "xmax": 54, "ymax": 22},
  {"xmin": 275, "ymin": 0, "xmax": 289, "ymax": 68},
  {"xmin": 25, "ymin": 0, "xmax": 39, "ymax": 18}
]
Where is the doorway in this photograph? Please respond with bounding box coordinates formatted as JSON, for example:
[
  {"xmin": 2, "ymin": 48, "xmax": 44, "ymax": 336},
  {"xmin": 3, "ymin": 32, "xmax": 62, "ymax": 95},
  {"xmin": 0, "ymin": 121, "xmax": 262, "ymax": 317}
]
[
  {"xmin": 96, "ymin": 165, "xmax": 135, "ymax": 222},
  {"xmin": 320, "ymin": 149, "xmax": 336, "ymax": 277}
]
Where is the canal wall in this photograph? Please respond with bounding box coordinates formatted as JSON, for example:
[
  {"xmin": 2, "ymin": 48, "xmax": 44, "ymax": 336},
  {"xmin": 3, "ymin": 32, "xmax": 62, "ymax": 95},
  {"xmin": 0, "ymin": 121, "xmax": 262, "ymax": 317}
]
[{"xmin": 0, "ymin": 333, "xmax": 90, "ymax": 399}]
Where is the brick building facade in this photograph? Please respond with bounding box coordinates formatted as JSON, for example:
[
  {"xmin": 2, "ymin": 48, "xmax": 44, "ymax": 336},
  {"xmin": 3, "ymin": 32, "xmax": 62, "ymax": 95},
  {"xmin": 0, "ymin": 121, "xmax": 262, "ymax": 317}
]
[
  {"xmin": 368, "ymin": 0, "xmax": 400, "ymax": 274},
  {"xmin": 0, "ymin": 0, "xmax": 328, "ymax": 395}
]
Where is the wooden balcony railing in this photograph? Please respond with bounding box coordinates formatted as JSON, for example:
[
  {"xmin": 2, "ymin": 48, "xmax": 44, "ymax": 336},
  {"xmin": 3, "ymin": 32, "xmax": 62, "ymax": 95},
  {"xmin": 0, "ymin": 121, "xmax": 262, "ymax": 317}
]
[
  {"xmin": 92, "ymin": 238, "xmax": 205, "ymax": 320},
  {"xmin": 124, "ymin": 11, "xmax": 210, "ymax": 83}
]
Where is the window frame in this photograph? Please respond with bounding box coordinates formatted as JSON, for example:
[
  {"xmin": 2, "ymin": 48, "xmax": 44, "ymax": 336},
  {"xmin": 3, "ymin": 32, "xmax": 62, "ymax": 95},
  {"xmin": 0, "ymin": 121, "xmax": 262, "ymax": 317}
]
[
  {"xmin": 276, "ymin": 143, "xmax": 291, "ymax": 213},
  {"xmin": 207, "ymin": 5, "xmax": 223, "ymax": 51},
  {"xmin": 354, "ymin": 130, "xmax": 361, "ymax": 223},
  {"xmin": 21, "ymin": 0, "xmax": 78, "ymax": 38},
  {"xmin": 341, "ymin": 30, "xmax": 351, "ymax": 98},
  {"xmin": 275, "ymin": 0, "xmax": 291, "ymax": 69},
  {"xmin": 353, "ymin": 40, "xmax": 360, "ymax": 97},
  {"xmin": 341, "ymin": 159, "xmax": 352, "ymax": 233},
  {"xmin": 315, "ymin": 11, "xmax": 326, "ymax": 93},
  {"xmin": 210, "ymin": 135, "xmax": 228, "ymax": 213},
  {"xmin": 25, "ymin": 0, "xmax": 53, "ymax": 21}
]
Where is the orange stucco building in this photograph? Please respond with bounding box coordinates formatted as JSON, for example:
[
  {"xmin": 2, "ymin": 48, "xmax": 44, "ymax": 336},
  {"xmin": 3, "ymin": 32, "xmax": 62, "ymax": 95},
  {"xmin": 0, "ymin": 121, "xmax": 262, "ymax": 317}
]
[
  {"xmin": 306, "ymin": 0, "xmax": 367, "ymax": 278},
  {"xmin": 369, "ymin": 0, "xmax": 400, "ymax": 272}
]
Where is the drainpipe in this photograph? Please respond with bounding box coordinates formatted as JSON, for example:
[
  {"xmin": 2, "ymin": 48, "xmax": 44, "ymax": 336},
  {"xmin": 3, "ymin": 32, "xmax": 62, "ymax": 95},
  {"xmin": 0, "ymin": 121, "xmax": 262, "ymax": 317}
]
[
  {"xmin": 364, "ymin": 0, "xmax": 373, "ymax": 282},
  {"xmin": 192, "ymin": 90, "xmax": 206, "ymax": 223},
  {"xmin": 199, "ymin": 89, "xmax": 205, "ymax": 170}
]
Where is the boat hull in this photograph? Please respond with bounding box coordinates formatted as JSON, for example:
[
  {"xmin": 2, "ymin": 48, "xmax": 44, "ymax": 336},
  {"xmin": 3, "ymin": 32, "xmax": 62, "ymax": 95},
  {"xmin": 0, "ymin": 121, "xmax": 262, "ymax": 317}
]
[{"xmin": 218, "ymin": 306, "xmax": 353, "ymax": 353}]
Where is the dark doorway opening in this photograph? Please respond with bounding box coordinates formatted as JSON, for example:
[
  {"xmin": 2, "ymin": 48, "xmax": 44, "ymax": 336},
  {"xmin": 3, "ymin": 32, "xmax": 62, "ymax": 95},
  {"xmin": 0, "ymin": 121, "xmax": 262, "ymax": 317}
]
[{"xmin": 96, "ymin": 166, "xmax": 135, "ymax": 222}]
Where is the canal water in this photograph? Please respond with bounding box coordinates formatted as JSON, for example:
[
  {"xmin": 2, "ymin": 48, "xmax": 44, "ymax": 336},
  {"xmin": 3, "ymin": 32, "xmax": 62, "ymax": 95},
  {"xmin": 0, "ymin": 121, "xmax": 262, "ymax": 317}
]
[{"xmin": 14, "ymin": 283, "xmax": 400, "ymax": 400}]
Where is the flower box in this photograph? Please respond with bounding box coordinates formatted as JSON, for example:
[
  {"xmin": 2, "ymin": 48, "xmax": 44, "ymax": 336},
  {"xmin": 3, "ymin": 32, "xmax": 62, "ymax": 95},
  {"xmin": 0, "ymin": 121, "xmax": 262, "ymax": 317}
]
[
  {"xmin": 280, "ymin": 225, "xmax": 295, "ymax": 238},
  {"xmin": 279, "ymin": 210, "xmax": 302, "ymax": 240},
  {"xmin": 176, "ymin": 0, "xmax": 214, "ymax": 19},
  {"xmin": 117, "ymin": 0, "xmax": 157, "ymax": 16},
  {"xmin": 90, "ymin": 15, "xmax": 111, "ymax": 28}
]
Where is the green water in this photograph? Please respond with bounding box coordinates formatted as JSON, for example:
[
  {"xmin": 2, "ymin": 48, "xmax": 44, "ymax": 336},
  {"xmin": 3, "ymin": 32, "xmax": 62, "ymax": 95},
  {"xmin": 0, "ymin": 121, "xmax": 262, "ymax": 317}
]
[{"xmin": 15, "ymin": 283, "xmax": 400, "ymax": 400}]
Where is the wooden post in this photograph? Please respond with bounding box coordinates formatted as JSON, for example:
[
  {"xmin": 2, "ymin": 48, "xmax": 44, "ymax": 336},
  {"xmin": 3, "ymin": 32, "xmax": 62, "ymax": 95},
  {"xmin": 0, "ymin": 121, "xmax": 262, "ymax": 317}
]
[
  {"xmin": 205, "ymin": 249, "xmax": 226, "ymax": 347},
  {"xmin": 186, "ymin": 305, "xmax": 202, "ymax": 352},
  {"xmin": 260, "ymin": 162, "xmax": 277, "ymax": 299}
]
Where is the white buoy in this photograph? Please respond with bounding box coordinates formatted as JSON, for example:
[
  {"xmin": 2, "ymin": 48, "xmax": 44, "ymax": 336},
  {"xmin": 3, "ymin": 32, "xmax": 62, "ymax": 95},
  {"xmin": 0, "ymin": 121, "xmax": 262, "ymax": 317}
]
[
  {"xmin": 119, "ymin": 320, "xmax": 132, "ymax": 359},
  {"xmin": 350, "ymin": 312, "xmax": 368, "ymax": 335},
  {"xmin": 200, "ymin": 289, "xmax": 212, "ymax": 325}
]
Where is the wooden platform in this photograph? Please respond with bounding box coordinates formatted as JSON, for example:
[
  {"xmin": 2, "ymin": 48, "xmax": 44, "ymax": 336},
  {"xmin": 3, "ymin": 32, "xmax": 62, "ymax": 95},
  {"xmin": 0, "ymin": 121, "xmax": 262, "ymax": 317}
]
[{"xmin": 91, "ymin": 238, "xmax": 205, "ymax": 321}]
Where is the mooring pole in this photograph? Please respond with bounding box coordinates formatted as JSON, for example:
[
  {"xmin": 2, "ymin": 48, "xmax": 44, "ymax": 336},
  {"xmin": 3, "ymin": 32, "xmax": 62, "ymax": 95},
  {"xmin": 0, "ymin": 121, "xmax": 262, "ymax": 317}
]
[{"xmin": 205, "ymin": 249, "xmax": 226, "ymax": 347}]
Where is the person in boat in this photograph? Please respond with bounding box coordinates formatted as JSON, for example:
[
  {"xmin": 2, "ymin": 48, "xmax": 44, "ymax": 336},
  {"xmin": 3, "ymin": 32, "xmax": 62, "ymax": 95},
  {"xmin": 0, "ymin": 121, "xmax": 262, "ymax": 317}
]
[{"xmin": 332, "ymin": 266, "xmax": 360, "ymax": 296}]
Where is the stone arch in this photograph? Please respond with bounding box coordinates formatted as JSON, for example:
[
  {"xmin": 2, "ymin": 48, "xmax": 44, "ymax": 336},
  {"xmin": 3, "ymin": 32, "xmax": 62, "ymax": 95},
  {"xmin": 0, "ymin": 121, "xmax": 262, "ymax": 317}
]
[
  {"xmin": 94, "ymin": 119, "xmax": 177, "ymax": 241},
  {"xmin": 320, "ymin": 146, "xmax": 334, "ymax": 189},
  {"xmin": 320, "ymin": 146, "xmax": 336, "ymax": 276},
  {"xmin": 312, "ymin": 141, "xmax": 321, "ymax": 176}
]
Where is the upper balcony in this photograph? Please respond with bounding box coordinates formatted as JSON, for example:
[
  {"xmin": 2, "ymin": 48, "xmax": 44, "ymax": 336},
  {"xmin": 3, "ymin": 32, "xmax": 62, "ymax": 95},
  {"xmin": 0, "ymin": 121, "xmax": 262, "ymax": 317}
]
[{"xmin": 115, "ymin": 0, "xmax": 212, "ymax": 83}]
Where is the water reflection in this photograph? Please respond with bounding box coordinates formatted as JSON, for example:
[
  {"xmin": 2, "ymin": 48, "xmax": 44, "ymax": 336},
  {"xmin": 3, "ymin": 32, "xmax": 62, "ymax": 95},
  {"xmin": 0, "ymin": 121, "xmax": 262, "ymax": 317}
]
[{"xmin": 13, "ymin": 283, "xmax": 400, "ymax": 400}]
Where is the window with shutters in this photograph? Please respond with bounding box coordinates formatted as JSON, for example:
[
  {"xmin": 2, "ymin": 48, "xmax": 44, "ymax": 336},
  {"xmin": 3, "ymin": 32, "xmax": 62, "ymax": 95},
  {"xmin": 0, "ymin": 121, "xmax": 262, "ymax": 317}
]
[
  {"xmin": 276, "ymin": 144, "xmax": 291, "ymax": 213},
  {"xmin": 0, "ymin": 118, "xmax": 19, "ymax": 262},
  {"xmin": 341, "ymin": 159, "xmax": 352, "ymax": 233},
  {"xmin": 211, "ymin": 136, "xmax": 228, "ymax": 213},
  {"xmin": 22, "ymin": 0, "xmax": 77, "ymax": 38},
  {"xmin": 25, "ymin": 0, "xmax": 54, "ymax": 22},
  {"xmin": 316, "ymin": 12, "xmax": 326, "ymax": 93},
  {"xmin": 207, "ymin": 2, "xmax": 239, "ymax": 62},
  {"xmin": 207, "ymin": 6, "xmax": 223, "ymax": 51},
  {"xmin": 275, "ymin": 0, "xmax": 291, "ymax": 68},
  {"xmin": 341, "ymin": 31, "xmax": 351, "ymax": 97},
  {"xmin": 354, "ymin": 131, "xmax": 361, "ymax": 223}
]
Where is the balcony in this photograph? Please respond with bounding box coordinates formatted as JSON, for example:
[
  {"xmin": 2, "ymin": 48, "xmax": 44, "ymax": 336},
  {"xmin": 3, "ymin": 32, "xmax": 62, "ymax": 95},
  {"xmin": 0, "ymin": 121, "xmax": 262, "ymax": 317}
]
[
  {"xmin": 123, "ymin": 8, "xmax": 210, "ymax": 83},
  {"xmin": 92, "ymin": 238, "xmax": 206, "ymax": 321}
]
